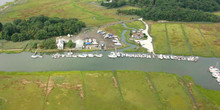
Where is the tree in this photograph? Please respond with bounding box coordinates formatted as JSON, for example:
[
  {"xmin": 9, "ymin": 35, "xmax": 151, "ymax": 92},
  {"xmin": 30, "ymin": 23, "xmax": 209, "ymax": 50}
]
[
  {"xmin": 31, "ymin": 42, "xmax": 38, "ymax": 49},
  {"xmin": 130, "ymin": 30, "xmax": 132, "ymax": 37},
  {"xmin": 0, "ymin": 22, "xmax": 2, "ymax": 31},
  {"xmin": 67, "ymin": 40, "xmax": 74, "ymax": 48},
  {"xmin": 143, "ymin": 33, "xmax": 148, "ymax": 39},
  {"xmin": 36, "ymin": 30, "xmax": 48, "ymax": 40},
  {"xmin": 11, "ymin": 33, "xmax": 20, "ymax": 42}
]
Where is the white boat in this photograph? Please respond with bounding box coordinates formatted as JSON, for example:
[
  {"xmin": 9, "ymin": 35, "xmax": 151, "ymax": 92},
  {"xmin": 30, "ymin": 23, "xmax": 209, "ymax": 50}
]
[
  {"xmin": 217, "ymin": 77, "xmax": 220, "ymax": 83},
  {"xmin": 72, "ymin": 55, "xmax": 78, "ymax": 58},
  {"xmin": 95, "ymin": 54, "xmax": 103, "ymax": 58},
  {"xmin": 78, "ymin": 54, "xmax": 87, "ymax": 58},
  {"xmin": 108, "ymin": 52, "xmax": 117, "ymax": 58},
  {"xmin": 88, "ymin": 54, "xmax": 94, "ymax": 58},
  {"xmin": 31, "ymin": 55, "xmax": 38, "ymax": 58},
  {"xmin": 212, "ymin": 72, "xmax": 220, "ymax": 78}
]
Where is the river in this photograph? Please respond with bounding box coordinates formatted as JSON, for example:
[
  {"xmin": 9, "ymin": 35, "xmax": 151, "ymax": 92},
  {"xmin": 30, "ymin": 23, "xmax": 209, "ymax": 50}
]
[
  {"xmin": 0, "ymin": 0, "xmax": 14, "ymax": 6},
  {"xmin": 0, "ymin": 23, "xmax": 219, "ymax": 91}
]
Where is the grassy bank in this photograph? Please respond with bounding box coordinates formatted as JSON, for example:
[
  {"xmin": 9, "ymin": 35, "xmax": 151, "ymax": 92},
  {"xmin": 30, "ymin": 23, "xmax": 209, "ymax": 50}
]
[
  {"xmin": 0, "ymin": 71, "xmax": 219, "ymax": 110},
  {"xmin": 125, "ymin": 21, "xmax": 145, "ymax": 30}
]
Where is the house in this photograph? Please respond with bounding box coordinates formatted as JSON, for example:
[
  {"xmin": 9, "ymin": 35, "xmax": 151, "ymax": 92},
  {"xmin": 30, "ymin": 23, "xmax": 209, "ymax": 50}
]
[
  {"xmin": 132, "ymin": 30, "xmax": 144, "ymax": 39},
  {"xmin": 75, "ymin": 39, "xmax": 84, "ymax": 49},
  {"xmin": 57, "ymin": 39, "xmax": 64, "ymax": 50}
]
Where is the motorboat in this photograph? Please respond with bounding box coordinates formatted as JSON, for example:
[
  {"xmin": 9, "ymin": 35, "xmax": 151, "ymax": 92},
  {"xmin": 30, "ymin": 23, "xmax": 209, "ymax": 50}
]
[
  {"xmin": 95, "ymin": 54, "xmax": 103, "ymax": 58},
  {"xmin": 88, "ymin": 54, "xmax": 94, "ymax": 58}
]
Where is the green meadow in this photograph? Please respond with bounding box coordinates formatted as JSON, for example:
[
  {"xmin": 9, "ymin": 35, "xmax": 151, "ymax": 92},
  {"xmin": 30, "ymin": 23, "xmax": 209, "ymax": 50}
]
[
  {"xmin": 0, "ymin": 71, "xmax": 220, "ymax": 110},
  {"xmin": 0, "ymin": 0, "xmax": 139, "ymax": 26}
]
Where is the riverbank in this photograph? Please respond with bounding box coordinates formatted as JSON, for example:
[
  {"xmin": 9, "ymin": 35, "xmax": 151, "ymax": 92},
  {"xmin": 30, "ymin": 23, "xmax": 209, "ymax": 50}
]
[{"xmin": 0, "ymin": 71, "xmax": 219, "ymax": 110}]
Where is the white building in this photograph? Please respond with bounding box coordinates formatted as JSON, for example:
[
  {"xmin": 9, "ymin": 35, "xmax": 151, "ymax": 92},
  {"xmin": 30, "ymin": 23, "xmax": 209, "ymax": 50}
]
[
  {"xmin": 57, "ymin": 39, "xmax": 64, "ymax": 50},
  {"xmin": 75, "ymin": 39, "xmax": 84, "ymax": 49}
]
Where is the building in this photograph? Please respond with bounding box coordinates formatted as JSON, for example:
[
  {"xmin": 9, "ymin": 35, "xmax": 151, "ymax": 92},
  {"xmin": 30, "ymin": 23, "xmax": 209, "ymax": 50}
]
[
  {"xmin": 75, "ymin": 39, "xmax": 84, "ymax": 49},
  {"xmin": 57, "ymin": 39, "xmax": 64, "ymax": 50},
  {"xmin": 132, "ymin": 30, "xmax": 144, "ymax": 39}
]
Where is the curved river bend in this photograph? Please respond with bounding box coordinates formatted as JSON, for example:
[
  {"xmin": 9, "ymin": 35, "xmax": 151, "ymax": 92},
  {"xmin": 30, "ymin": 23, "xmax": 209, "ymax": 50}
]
[{"xmin": 0, "ymin": 23, "xmax": 220, "ymax": 91}]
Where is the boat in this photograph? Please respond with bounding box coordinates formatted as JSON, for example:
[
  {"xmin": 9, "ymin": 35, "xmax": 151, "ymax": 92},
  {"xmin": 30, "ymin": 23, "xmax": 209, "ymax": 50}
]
[
  {"xmin": 108, "ymin": 52, "xmax": 117, "ymax": 58},
  {"xmin": 217, "ymin": 77, "xmax": 220, "ymax": 82},
  {"xmin": 78, "ymin": 54, "xmax": 87, "ymax": 58},
  {"xmin": 72, "ymin": 55, "xmax": 78, "ymax": 58},
  {"xmin": 95, "ymin": 54, "xmax": 103, "ymax": 58},
  {"xmin": 88, "ymin": 54, "xmax": 94, "ymax": 58},
  {"xmin": 212, "ymin": 72, "xmax": 220, "ymax": 78}
]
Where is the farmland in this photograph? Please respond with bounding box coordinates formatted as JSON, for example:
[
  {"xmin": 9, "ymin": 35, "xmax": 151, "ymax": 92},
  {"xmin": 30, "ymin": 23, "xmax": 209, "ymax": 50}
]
[
  {"xmin": 0, "ymin": 71, "xmax": 220, "ymax": 110},
  {"xmin": 0, "ymin": 0, "xmax": 139, "ymax": 26}
]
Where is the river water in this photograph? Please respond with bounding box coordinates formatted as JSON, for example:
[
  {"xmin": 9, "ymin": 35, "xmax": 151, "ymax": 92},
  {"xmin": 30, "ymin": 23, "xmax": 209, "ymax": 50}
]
[
  {"xmin": 0, "ymin": 0, "xmax": 14, "ymax": 6},
  {"xmin": 0, "ymin": 23, "xmax": 220, "ymax": 91}
]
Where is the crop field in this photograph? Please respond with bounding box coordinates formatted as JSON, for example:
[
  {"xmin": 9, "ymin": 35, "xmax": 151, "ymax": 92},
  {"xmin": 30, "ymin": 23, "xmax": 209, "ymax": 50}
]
[
  {"xmin": 198, "ymin": 24, "xmax": 220, "ymax": 57},
  {"xmin": 148, "ymin": 72, "xmax": 195, "ymax": 110},
  {"xmin": 125, "ymin": 21, "xmax": 145, "ymax": 30},
  {"xmin": 151, "ymin": 23, "xmax": 170, "ymax": 54},
  {"xmin": 183, "ymin": 76, "xmax": 220, "ymax": 110},
  {"xmin": 182, "ymin": 24, "xmax": 213, "ymax": 57},
  {"xmin": 0, "ymin": 71, "xmax": 220, "ymax": 110},
  {"xmin": 82, "ymin": 71, "xmax": 123, "ymax": 110},
  {"xmin": 0, "ymin": 0, "xmax": 139, "ymax": 26},
  {"xmin": 166, "ymin": 24, "xmax": 192, "ymax": 56}
]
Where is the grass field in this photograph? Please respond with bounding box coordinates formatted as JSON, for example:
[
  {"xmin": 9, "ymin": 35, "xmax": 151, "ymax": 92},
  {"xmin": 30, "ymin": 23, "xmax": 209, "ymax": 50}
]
[
  {"xmin": 104, "ymin": 24, "xmax": 131, "ymax": 38},
  {"xmin": 182, "ymin": 24, "xmax": 213, "ymax": 57},
  {"xmin": 213, "ymin": 12, "xmax": 220, "ymax": 16},
  {"xmin": 116, "ymin": 71, "xmax": 163, "ymax": 110},
  {"xmin": 166, "ymin": 24, "xmax": 192, "ymax": 56},
  {"xmin": 151, "ymin": 23, "xmax": 170, "ymax": 54},
  {"xmin": 148, "ymin": 72, "xmax": 194, "ymax": 110},
  {"xmin": 125, "ymin": 21, "xmax": 145, "ymax": 30},
  {"xmin": 44, "ymin": 71, "xmax": 85, "ymax": 110},
  {"xmin": 0, "ymin": 71, "xmax": 220, "ymax": 110},
  {"xmin": 0, "ymin": 0, "xmax": 139, "ymax": 26},
  {"xmin": 199, "ymin": 24, "xmax": 220, "ymax": 57},
  {"xmin": 83, "ymin": 71, "xmax": 124, "ymax": 110},
  {"xmin": 183, "ymin": 76, "xmax": 220, "ymax": 110}
]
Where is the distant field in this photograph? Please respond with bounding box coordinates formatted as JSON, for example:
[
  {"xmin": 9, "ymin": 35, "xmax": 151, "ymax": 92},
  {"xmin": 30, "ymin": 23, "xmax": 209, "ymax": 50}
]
[
  {"xmin": 0, "ymin": 71, "xmax": 220, "ymax": 110},
  {"xmin": 125, "ymin": 21, "xmax": 145, "ymax": 30},
  {"xmin": 151, "ymin": 23, "xmax": 220, "ymax": 57},
  {"xmin": 182, "ymin": 24, "xmax": 213, "ymax": 57},
  {"xmin": 213, "ymin": 12, "xmax": 220, "ymax": 16},
  {"xmin": 151, "ymin": 23, "xmax": 170, "ymax": 54},
  {"xmin": 0, "ymin": 0, "xmax": 139, "ymax": 26},
  {"xmin": 199, "ymin": 24, "xmax": 220, "ymax": 57},
  {"xmin": 166, "ymin": 24, "xmax": 192, "ymax": 56}
]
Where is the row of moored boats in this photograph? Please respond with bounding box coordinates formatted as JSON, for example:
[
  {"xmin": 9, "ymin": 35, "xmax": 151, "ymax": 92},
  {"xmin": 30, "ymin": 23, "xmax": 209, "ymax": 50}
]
[
  {"xmin": 108, "ymin": 52, "xmax": 199, "ymax": 62},
  {"xmin": 51, "ymin": 52, "xmax": 103, "ymax": 59},
  {"xmin": 208, "ymin": 63, "xmax": 220, "ymax": 85}
]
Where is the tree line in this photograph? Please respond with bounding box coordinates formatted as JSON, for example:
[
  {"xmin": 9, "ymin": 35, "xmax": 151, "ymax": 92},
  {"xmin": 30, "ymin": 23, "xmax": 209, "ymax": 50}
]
[
  {"xmin": 104, "ymin": 0, "xmax": 220, "ymax": 22},
  {"xmin": 0, "ymin": 15, "xmax": 86, "ymax": 42}
]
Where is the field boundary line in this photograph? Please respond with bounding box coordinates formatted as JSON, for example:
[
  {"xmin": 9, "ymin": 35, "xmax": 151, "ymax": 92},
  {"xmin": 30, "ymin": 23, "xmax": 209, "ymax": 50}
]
[
  {"xmin": 180, "ymin": 24, "xmax": 193, "ymax": 56},
  {"xmin": 180, "ymin": 77, "xmax": 199, "ymax": 110},
  {"xmin": 145, "ymin": 72, "xmax": 164, "ymax": 109},
  {"xmin": 112, "ymin": 71, "xmax": 127, "ymax": 110},
  {"xmin": 0, "ymin": 97, "xmax": 7, "ymax": 110},
  {"xmin": 42, "ymin": 74, "xmax": 51, "ymax": 110},
  {"xmin": 198, "ymin": 28, "xmax": 216, "ymax": 57},
  {"xmin": 165, "ymin": 24, "xmax": 172, "ymax": 54},
  {"xmin": 80, "ymin": 71, "xmax": 87, "ymax": 110}
]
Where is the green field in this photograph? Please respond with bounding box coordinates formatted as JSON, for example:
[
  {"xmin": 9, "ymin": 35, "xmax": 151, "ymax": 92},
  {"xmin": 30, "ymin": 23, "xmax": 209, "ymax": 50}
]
[
  {"xmin": 116, "ymin": 71, "xmax": 163, "ymax": 110},
  {"xmin": 183, "ymin": 76, "xmax": 220, "ymax": 110},
  {"xmin": 83, "ymin": 71, "xmax": 123, "ymax": 110},
  {"xmin": 182, "ymin": 24, "xmax": 213, "ymax": 57},
  {"xmin": 199, "ymin": 24, "xmax": 220, "ymax": 57},
  {"xmin": 150, "ymin": 23, "xmax": 220, "ymax": 57},
  {"xmin": 151, "ymin": 23, "xmax": 170, "ymax": 54},
  {"xmin": 148, "ymin": 72, "xmax": 194, "ymax": 110},
  {"xmin": 0, "ymin": 0, "xmax": 139, "ymax": 26},
  {"xmin": 104, "ymin": 24, "xmax": 131, "ymax": 38},
  {"xmin": 166, "ymin": 24, "xmax": 192, "ymax": 56},
  {"xmin": 44, "ymin": 71, "xmax": 84, "ymax": 110},
  {"xmin": 0, "ymin": 71, "xmax": 220, "ymax": 110},
  {"xmin": 125, "ymin": 21, "xmax": 145, "ymax": 30}
]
